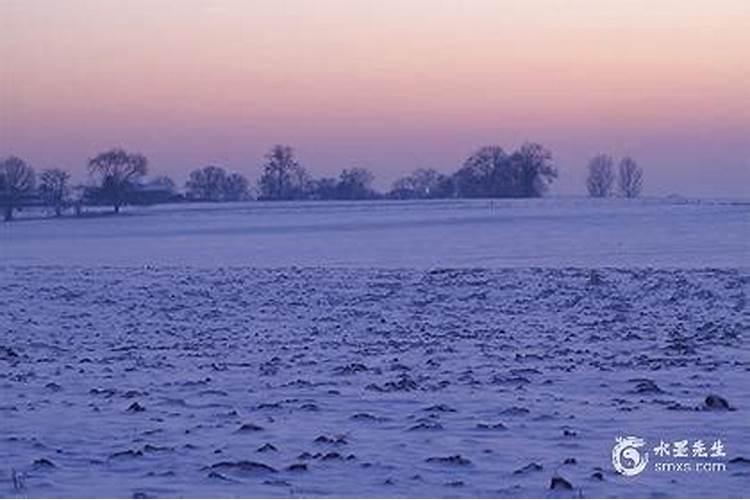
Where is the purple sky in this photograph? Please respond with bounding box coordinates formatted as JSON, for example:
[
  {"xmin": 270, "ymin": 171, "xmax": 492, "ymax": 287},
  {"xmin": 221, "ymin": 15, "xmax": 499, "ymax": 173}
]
[{"xmin": 1, "ymin": 0, "xmax": 749, "ymax": 196}]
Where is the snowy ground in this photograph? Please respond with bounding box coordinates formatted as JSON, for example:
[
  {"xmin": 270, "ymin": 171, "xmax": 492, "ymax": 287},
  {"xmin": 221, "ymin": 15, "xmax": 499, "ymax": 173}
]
[
  {"xmin": 1, "ymin": 198, "xmax": 748, "ymax": 267},
  {"xmin": 0, "ymin": 199, "xmax": 748, "ymax": 498}
]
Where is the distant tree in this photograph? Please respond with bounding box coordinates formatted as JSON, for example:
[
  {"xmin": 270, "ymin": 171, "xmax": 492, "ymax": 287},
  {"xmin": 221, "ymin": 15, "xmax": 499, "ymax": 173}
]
[
  {"xmin": 88, "ymin": 148, "xmax": 148, "ymax": 213},
  {"xmin": 409, "ymin": 168, "xmax": 441, "ymax": 198},
  {"xmin": 223, "ymin": 172, "xmax": 250, "ymax": 201},
  {"xmin": 453, "ymin": 143, "xmax": 556, "ymax": 198},
  {"xmin": 509, "ymin": 142, "xmax": 557, "ymax": 197},
  {"xmin": 258, "ymin": 145, "xmax": 310, "ymax": 200},
  {"xmin": 38, "ymin": 168, "xmax": 70, "ymax": 216},
  {"xmin": 185, "ymin": 167, "xmax": 249, "ymax": 202},
  {"xmin": 390, "ymin": 168, "xmax": 451, "ymax": 199},
  {"xmin": 0, "ymin": 156, "xmax": 36, "ymax": 221},
  {"xmin": 585, "ymin": 154, "xmax": 615, "ymax": 198},
  {"xmin": 618, "ymin": 156, "xmax": 643, "ymax": 198},
  {"xmin": 186, "ymin": 166, "xmax": 228, "ymax": 201},
  {"xmin": 390, "ymin": 176, "xmax": 416, "ymax": 199},
  {"xmin": 289, "ymin": 162, "xmax": 313, "ymax": 199},
  {"xmin": 310, "ymin": 177, "xmax": 339, "ymax": 200},
  {"xmin": 454, "ymin": 146, "xmax": 508, "ymax": 198},
  {"xmin": 433, "ymin": 175, "xmax": 456, "ymax": 198},
  {"xmin": 336, "ymin": 167, "xmax": 376, "ymax": 200}
]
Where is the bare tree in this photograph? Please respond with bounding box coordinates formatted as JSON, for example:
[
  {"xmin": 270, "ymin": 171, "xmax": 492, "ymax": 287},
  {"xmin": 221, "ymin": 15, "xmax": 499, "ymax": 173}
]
[
  {"xmin": 258, "ymin": 145, "xmax": 310, "ymax": 200},
  {"xmin": 618, "ymin": 156, "xmax": 643, "ymax": 198},
  {"xmin": 88, "ymin": 148, "xmax": 148, "ymax": 213},
  {"xmin": 390, "ymin": 176, "xmax": 417, "ymax": 199},
  {"xmin": 510, "ymin": 142, "xmax": 557, "ymax": 197},
  {"xmin": 223, "ymin": 172, "xmax": 250, "ymax": 201},
  {"xmin": 186, "ymin": 166, "xmax": 228, "ymax": 201},
  {"xmin": 310, "ymin": 177, "xmax": 339, "ymax": 200},
  {"xmin": 454, "ymin": 143, "xmax": 556, "ymax": 198},
  {"xmin": 38, "ymin": 168, "xmax": 70, "ymax": 216},
  {"xmin": 0, "ymin": 156, "xmax": 36, "ymax": 221},
  {"xmin": 454, "ymin": 146, "xmax": 509, "ymax": 198},
  {"xmin": 390, "ymin": 168, "xmax": 453, "ymax": 199},
  {"xmin": 336, "ymin": 167, "xmax": 375, "ymax": 200},
  {"xmin": 585, "ymin": 154, "xmax": 615, "ymax": 197},
  {"xmin": 185, "ymin": 167, "xmax": 249, "ymax": 202},
  {"xmin": 409, "ymin": 168, "xmax": 442, "ymax": 198}
]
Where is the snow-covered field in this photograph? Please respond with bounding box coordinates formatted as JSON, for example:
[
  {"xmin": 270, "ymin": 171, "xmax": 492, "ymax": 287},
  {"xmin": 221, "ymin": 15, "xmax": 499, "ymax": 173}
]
[
  {"xmin": 1, "ymin": 198, "xmax": 748, "ymax": 267},
  {"xmin": 1, "ymin": 199, "xmax": 748, "ymax": 498}
]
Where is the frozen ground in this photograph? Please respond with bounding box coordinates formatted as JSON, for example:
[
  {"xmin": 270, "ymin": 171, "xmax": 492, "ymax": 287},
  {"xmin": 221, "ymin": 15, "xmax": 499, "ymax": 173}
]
[
  {"xmin": 1, "ymin": 198, "xmax": 748, "ymax": 267},
  {"xmin": 0, "ymin": 199, "xmax": 748, "ymax": 498}
]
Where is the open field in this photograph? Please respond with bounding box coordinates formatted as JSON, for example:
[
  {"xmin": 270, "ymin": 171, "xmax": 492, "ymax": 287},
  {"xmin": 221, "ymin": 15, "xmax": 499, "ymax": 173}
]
[
  {"xmin": 1, "ymin": 199, "xmax": 748, "ymax": 498},
  {"xmin": 2, "ymin": 198, "xmax": 748, "ymax": 267}
]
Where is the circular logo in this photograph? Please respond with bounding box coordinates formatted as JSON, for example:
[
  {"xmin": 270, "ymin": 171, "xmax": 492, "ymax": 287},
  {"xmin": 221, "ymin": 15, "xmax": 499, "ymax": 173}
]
[{"xmin": 612, "ymin": 436, "xmax": 649, "ymax": 476}]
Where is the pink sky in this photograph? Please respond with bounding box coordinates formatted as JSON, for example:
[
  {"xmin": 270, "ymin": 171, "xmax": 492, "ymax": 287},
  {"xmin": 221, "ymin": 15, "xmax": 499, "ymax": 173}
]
[{"xmin": 1, "ymin": 0, "xmax": 749, "ymax": 196}]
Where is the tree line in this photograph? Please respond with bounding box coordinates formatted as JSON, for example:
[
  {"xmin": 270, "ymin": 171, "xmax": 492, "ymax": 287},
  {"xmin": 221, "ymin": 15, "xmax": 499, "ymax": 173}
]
[
  {"xmin": 0, "ymin": 143, "xmax": 644, "ymax": 221},
  {"xmin": 585, "ymin": 154, "xmax": 644, "ymax": 198}
]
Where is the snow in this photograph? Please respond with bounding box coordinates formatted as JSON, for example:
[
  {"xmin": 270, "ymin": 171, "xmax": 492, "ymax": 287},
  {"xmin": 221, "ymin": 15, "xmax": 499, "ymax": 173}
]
[
  {"xmin": 1, "ymin": 198, "xmax": 748, "ymax": 267},
  {"xmin": 0, "ymin": 199, "xmax": 748, "ymax": 498}
]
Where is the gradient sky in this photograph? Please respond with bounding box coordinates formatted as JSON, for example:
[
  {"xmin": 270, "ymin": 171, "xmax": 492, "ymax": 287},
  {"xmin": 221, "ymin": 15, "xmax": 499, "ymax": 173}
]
[{"xmin": 1, "ymin": 0, "xmax": 749, "ymax": 196}]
